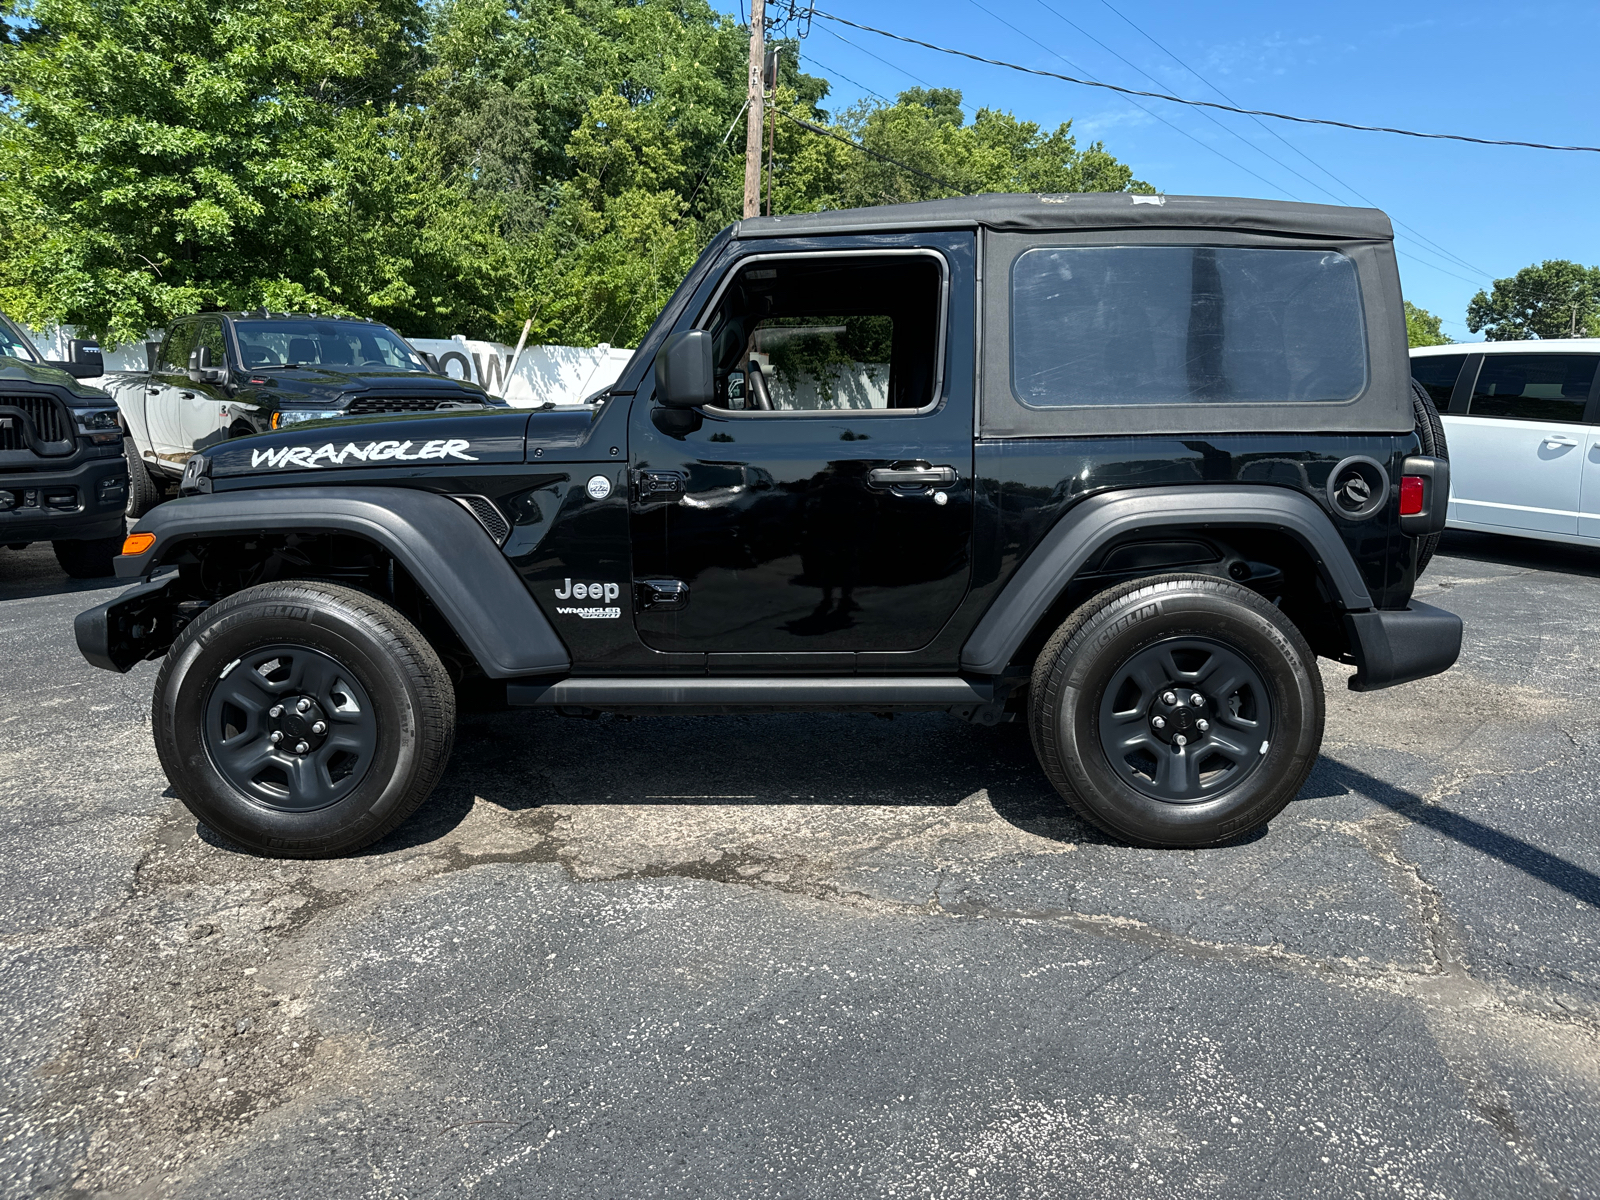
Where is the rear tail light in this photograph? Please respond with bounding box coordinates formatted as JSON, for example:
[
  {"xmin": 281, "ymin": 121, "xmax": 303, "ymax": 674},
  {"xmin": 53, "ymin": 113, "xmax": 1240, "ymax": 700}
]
[{"xmin": 1399, "ymin": 475, "xmax": 1425, "ymax": 516}]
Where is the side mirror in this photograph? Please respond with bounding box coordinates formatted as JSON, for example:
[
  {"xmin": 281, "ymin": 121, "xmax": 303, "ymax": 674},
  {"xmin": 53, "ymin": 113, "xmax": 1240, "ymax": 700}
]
[
  {"xmin": 71, "ymin": 338, "xmax": 103, "ymax": 370},
  {"xmin": 420, "ymin": 352, "xmax": 444, "ymax": 375},
  {"xmin": 146, "ymin": 341, "xmax": 161, "ymax": 372},
  {"xmin": 653, "ymin": 330, "xmax": 715, "ymax": 409},
  {"xmin": 188, "ymin": 345, "xmax": 226, "ymax": 383}
]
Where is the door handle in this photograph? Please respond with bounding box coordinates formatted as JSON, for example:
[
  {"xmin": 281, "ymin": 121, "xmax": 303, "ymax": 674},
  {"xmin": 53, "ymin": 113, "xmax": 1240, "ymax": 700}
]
[
  {"xmin": 1544, "ymin": 435, "xmax": 1578, "ymax": 447},
  {"xmin": 867, "ymin": 465, "xmax": 958, "ymax": 488},
  {"xmin": 179, "ymin": 391, "xmax": 196, "ymax": 399}
]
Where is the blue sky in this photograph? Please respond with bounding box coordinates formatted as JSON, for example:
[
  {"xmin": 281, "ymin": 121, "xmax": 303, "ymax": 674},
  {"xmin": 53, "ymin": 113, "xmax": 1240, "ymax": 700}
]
[{"xmin": 778, "ymin": 0, "xmax": 1600, "ymax": 341}]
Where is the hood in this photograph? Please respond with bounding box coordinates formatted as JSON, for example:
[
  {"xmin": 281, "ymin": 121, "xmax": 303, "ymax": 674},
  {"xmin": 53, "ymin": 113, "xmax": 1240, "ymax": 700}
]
[
  {"xmin": 249, "ymin": 366, "xmax": 493, "ymax": 405},
  {"xmin": 205, "ymin": 407, "xmax": 533, "ymax": 480},
  {"xmin": 0, "ymin": 357, "xmax": 113, "ymax": 401}
]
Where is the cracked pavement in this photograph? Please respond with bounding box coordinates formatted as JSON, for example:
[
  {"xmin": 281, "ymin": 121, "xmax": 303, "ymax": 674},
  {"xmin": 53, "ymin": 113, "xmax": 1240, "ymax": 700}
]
[{"xmin": 2, "ymin": 529, "xmax": 1598, "ymax": 1198}]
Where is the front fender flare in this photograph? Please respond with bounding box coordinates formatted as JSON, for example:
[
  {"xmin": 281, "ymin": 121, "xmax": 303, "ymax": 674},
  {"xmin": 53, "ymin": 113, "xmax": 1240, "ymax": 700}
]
[
  {"xmin": 960, "ymin": 484, "xmax": 1375, "ymax": 676},
  {"xmin": 116, "ymin": 486, "xmax": 569, "ymax": 678}
]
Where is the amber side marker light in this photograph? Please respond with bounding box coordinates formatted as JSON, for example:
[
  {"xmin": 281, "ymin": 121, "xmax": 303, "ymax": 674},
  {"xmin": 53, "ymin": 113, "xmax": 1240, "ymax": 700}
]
[
  {"xmin": 122, "ymin": 533, "xmax": 156, "ymax": 556},
  {"xmin": 1399, "ymin": 476, "xmax": 1425, "ymax": 516}
]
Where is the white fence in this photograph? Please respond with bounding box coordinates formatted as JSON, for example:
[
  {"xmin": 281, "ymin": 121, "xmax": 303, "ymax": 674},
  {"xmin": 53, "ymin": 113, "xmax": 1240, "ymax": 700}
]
[{"xmin": 22, "ymin": 325, "xmax": 634, "ymax": 407}]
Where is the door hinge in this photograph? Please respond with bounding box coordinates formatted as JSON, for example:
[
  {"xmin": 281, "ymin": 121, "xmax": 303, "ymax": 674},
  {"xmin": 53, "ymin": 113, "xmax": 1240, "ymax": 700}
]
[
  {"xmin": 633, "ymin": 469, "xmax": 686, "ymax": 503},
  {"xmin": 636, "ymin": 578, "xmax": 690, "ymax": 610}
]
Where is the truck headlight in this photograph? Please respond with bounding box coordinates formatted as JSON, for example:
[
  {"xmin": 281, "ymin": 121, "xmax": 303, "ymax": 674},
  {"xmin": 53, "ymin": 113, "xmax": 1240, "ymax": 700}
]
[
  {"xmin": 75, "ymin": 408, "xmax": 124, "ymax": 443},
  {"xmin": 271, "ymin": 409, "xmax": 335, "ymax": 429}
]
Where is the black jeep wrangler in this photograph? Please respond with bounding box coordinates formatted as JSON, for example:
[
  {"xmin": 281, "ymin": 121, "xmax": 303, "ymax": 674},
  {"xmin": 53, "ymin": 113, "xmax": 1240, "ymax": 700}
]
[
  {"xmin": 0, "ymin": 311, "xmax": 129, "ymax": 577},
  {"xmin": 75, "ymin": 194, "xmax": 1459, "ymax": 857}
]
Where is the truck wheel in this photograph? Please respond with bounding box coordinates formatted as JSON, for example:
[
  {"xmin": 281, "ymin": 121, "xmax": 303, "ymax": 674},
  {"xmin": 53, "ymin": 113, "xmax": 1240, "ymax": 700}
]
[
  {"xmin": 1410, "ymin": 378, "xmax": 1449, "ymax": 575},
  {"xmin": 152, "ymin": 581, "xmax": 456, "ymax": 858},
  {"xmin": 1028, "ymin": 575, "xmax": 1324, "ymax": 848},
  {"xmin": 53, "ymin": 536, "xmax": 121, "ymax": 578},
  {"xmin": 126, "ymin": 459, "xmax": 164, "ymax": 518}
]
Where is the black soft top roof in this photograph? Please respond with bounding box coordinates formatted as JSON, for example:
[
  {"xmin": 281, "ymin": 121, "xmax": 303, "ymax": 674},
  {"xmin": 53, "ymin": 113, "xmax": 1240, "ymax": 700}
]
[{"xmin": 736, "ymin": 192, "xmax": 1393, "ymax": 242}]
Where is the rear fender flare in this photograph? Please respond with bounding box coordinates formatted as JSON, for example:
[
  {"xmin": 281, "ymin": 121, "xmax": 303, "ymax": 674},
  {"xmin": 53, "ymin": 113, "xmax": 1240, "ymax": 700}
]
[
  {"xmin": 120, "ymin": 486, "xmax": 570, "ymax": 677},
  {"xmin": 960, "ymin": 485, "xmax": 1373, "ymax": 676}
]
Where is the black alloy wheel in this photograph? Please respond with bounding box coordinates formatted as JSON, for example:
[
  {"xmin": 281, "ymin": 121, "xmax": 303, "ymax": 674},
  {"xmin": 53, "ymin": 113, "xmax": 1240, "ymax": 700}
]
[
  {"xmin": 1096, "ymin": 636, "xmax": 1272, "ymax": 804},
  {"xmin": 1030, "ymin": 574, "xmax": 1323, "ymax": 848},
  {"xmin": 154, "ymin": 581, "xmax": 455, "ymax": 857},
  {"xmin": 204, "ymin": 644, "xmax": 379, "ymax": 813}
]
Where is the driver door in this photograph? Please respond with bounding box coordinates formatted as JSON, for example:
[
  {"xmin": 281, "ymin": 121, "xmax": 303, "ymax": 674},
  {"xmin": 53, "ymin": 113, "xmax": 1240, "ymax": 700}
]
[{"xmin": 628, "ymin": 236, "xmax": 977, "ymax": 671}]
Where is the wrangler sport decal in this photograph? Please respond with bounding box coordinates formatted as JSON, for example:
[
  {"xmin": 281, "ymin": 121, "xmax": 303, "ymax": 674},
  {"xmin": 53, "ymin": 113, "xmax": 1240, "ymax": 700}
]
[{"xmin": 250, "ymin": 439, "xmax": 478, "ymax": 470}]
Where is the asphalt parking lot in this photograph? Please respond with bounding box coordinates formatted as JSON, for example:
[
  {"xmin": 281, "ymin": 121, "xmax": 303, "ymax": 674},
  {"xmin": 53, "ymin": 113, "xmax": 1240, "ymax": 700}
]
[{"xmin": 3, "ymin": 532, "xmax": 1598, "ymax": 1199}]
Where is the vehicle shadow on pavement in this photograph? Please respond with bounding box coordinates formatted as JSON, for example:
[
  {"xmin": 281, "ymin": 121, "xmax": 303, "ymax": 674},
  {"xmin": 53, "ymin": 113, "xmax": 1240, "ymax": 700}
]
[
  {"xmin": 367, "ymin": 712, "xmax": 1172, "ymax": 855},
  {"xmin": 1319, "ymin": 756, "xmax": 1600, "ymax": 907},
  {"xmin": 1438, "ymin": 530, "xmax": 1600, "ymax": 579},
  {"xmin": 0, "ymin": 543, "xmax": 120, "ymax": 602}
]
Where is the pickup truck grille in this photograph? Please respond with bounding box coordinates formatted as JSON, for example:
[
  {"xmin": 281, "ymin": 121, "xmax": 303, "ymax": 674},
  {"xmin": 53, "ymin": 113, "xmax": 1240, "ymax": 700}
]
[
  {"xmin": 0, "ymin": 395, "xmax": 73, "ymax": 455},
  {"xmin": 345, "ymin": 396, "xmax": 484, "ymax": 416}
]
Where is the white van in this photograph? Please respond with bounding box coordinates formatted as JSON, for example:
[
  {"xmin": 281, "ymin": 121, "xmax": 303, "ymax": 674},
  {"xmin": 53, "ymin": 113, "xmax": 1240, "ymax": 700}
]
[{"xmin": 1412, "ymin": 339, "xmax": 1600, "ymax": 544}]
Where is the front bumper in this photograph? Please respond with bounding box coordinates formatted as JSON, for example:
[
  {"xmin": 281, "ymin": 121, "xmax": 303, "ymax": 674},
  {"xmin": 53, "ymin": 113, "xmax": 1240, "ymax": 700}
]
[
  {"xmin": 0, "ymin": 454, "xmax": 127, "ymax": 544},
  {"xmin": 1343, "ymin": 600, "xmax": 1463, "ymax": 691},
  {"xmin": 75, "ymin": 576, "xmax": 178, "ymax": 672}
]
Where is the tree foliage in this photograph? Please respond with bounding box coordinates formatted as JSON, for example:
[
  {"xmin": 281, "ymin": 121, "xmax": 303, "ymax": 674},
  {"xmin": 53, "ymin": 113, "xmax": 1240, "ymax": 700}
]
[
  {"xmin": 1466, "ymin": 260, "xmax": 1600, "ymax": 341},
  {"xmin": 1403, "ymin": 301, "xmax": 1451, "ymax": 348},
  {"xmin": 0, "ymin": 0, "xmax": 1152, "ymax": 347}
]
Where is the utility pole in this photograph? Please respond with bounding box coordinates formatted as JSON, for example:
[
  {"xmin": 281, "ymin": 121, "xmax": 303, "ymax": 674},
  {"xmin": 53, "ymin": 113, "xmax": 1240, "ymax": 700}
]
[{"xmin": 743, "ymin": 0, "xmax": 765, "ymax": 219}]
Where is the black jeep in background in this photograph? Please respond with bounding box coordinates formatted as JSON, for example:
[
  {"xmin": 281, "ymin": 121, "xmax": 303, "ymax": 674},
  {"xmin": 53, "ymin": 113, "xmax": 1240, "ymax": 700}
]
[
  {"xmin": 78, "ymin": 193, "xmax": 1459, "ymax": 856},
  {"xmin": 0, "ymin": 311, "xmax": 129, "ymax": 577},
  {"xmin": 100, "ymin": 312, "xmax": 502, "ymax": 517}
]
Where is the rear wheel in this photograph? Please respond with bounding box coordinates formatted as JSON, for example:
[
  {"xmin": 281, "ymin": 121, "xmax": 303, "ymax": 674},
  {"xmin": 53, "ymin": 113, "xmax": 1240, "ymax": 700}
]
[
  {"xmin": 1029, "ymin": 575, "xmax": 1324, "ymax": 848},
  {"xmin": 53, "ymin": 535, "xmax": 121, "ymax": 578},
  {"xmin": 1410, "ymin": 378, "xmax": 1449, "ymax": 574},
  {"xmin": 153, "ymin": 581, "xmax": 456, "ymax": 857}
]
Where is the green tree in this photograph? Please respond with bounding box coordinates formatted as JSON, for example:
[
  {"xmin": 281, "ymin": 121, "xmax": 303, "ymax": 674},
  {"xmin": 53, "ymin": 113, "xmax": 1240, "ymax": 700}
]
[
  {"xmin": 1466, "ymin": 260, "xmax": 1600, "ymax": 341},
  {"xmin": 0, "ymin": 0, "xmax": 504, "ymax": 344},
  {"xmin": 1404, "ymin": 301, "xmax": 1452, "ymax": 347}
]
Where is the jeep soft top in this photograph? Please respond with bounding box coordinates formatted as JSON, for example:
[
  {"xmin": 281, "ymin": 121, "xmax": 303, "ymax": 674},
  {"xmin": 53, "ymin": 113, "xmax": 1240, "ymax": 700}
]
[
  {"xmin": 0, "ymin": 310, "xmax": 129, "ymax": 577},
  {"xmin": 75, "ymin": 192, "xmax": 1459, "ymax": 856}
]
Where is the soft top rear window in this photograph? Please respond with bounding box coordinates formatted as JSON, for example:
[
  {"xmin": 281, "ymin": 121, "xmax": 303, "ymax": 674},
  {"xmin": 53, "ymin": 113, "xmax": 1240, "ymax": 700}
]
[{"xmin": 1011, "ymin": 245, "xmax": 1367, "ymax": 408}]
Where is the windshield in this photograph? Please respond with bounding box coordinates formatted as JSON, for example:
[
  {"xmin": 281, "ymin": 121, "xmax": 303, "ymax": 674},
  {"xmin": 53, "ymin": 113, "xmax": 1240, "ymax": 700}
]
[
  {"xmin": 0, "ymin": 316, "xmax": 40, "ymax": 364},
  {"xmin": 233, "ymin": 319, "xmax": 427, "ymax": 372}
]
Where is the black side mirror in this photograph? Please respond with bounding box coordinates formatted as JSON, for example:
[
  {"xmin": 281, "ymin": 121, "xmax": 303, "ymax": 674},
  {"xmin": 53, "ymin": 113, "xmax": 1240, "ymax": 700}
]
[
  {"xmin": 146, "ymin": 341, "xmax": 161, "ymax": 372},
  {"xmin": 420, "ymin": 352, "xmax": 444, "ymax": 375},
  {"xmin": 70, "ymin": 338, "xmax": 102, "ymax": 370},
  {"xmin": 50, "ymin": 359, "xmax": 101, "ymax": 379},
  {"xmin": 188, "ymin": 345, "xmax": 226, "ymax": 383},
  {"xmin": 653, "ymin": 330, "xmax": 715, "ymax": 409}
]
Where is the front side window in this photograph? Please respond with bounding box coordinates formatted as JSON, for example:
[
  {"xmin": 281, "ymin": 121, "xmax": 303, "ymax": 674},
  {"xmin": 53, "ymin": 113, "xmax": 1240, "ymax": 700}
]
[
  {"xmin": 233, "ymin": 319, "xmax": 428, "ymax": 372},
  {"xmin": 702, "ymin": 254, "xmax": 943, "ymax": 413},
  {"xmin": 1411, "ymin": 353, "xmax": 1467, "ymax": 409},
  {"xmin": 158, "ymin": 323, "xmax": 198, "ymax": 372},
  {"xmin": 193, "ymin": 318, "xmax": 228, "ymax": 368},
  {"xmin": 1011, "ymin": 245, "xmax": 1367, "ymax": 407},
  {"xmin": 0, "ymin": 317, "xmax": 39, "ymax": 363},
  {"xmin": 1468, "ymin": 354, "xmax": 1596, "ymax": 423}
]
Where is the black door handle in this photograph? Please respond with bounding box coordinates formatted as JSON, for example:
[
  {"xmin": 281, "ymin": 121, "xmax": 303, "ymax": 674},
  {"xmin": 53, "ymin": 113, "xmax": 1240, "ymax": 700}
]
[
  {"xmin": 179, "ymin": 391, "xmax": 196, "ymax": 399},
  {"xmin": 867, "ymin": 465, "xmax": 957, "ymax": 488}
]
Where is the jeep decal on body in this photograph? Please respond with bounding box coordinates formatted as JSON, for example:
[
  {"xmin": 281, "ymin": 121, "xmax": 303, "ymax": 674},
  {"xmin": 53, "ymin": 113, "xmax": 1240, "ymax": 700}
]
[
  {"xmin": 250, "ymin": 439, "xmax": 478, "ymax": 470},
  {"xmin": 553, "ymin": 578, "xmax": 622, "ymax": 619}
]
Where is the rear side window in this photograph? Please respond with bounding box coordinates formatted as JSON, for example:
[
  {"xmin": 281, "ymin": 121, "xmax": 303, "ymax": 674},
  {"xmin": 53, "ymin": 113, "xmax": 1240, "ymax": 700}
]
[
  {"xmin": 1011, "ymin": 246, "xmax": 1367, "ymax": 407},
  {"xmin": 1468, "ymin": 354, "xmax": 1597, "ymax": 423},
  {"xmin": 1410, "ymin": 354, "xmax": 1466, "ymax": 409}
]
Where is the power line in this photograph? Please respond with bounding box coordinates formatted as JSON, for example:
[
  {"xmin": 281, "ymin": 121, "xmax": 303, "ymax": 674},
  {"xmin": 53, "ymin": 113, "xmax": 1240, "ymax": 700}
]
[
  {"xmin": 780, "ymin": 112, "xmax": 961, "ymax": 190},
  {"xmin": 959, "ymin": 0, "xmax": 1307, "ymax": 203},
  {"xmin": 1091, "ymin": 0, "xmax": 1493, "ymax": 280},
  {"xmin": 809, "ymin": 10, "xmax": 1600, "ymax": 154}
]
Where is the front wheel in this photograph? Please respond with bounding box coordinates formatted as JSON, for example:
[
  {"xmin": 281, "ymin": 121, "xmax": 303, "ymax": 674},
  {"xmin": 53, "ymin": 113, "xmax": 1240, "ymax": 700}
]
[
  {"xmin": 1029, "ymin": 575, "xmax": 1324, "ymax": 848},
  {"xmin": 153, "ymin": 581, "xmax": 456, "ymax": 857},
  {"xmin": 53, "ymin": 535, "xmax": 121, "ymax": 578}
]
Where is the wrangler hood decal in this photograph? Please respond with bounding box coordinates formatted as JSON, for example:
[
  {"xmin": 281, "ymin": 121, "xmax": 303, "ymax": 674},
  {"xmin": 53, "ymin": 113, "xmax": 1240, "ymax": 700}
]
[{"xmin": 206, "ymin": 408, "xmax": 534, "ymax": 477}]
